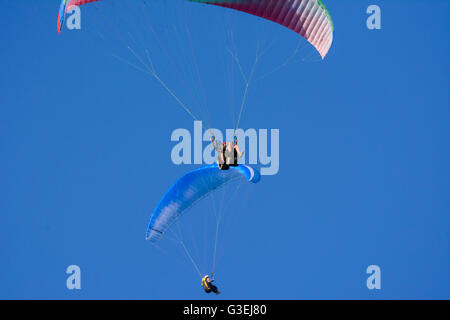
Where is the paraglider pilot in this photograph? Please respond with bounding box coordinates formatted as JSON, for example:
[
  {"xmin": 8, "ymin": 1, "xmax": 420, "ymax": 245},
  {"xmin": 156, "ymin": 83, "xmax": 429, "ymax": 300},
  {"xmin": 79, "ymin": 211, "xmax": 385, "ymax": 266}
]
[
  {"xmin": 210, "ymin": 136, "xmax": 244, "ymax": 170},
  {"xmin": 201, "ymin": 275, "xmax": 220, "ymax": 295}
]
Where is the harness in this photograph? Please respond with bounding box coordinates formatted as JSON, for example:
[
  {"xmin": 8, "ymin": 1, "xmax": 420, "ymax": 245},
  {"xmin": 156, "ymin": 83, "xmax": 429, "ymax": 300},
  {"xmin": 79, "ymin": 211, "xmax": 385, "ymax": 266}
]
[
  {"xmin": 202, "ymin": 277, "xmax": 211, "ymax": 291},
  {"xmin": 232, "ymin": 145, "xmax": 238, "ymax": 166}
]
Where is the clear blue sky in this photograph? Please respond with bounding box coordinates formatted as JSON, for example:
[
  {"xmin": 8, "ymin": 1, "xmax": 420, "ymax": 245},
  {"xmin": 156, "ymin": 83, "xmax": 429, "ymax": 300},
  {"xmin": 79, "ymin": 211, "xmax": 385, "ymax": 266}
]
[{"xmin": 0, "ymin": 0, "xmax": 449, "ymax": 299}]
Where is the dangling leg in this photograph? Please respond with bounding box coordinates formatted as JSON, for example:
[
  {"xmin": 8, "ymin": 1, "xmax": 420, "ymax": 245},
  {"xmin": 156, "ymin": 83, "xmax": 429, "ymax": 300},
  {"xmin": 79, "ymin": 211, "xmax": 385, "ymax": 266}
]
[
  {"xmin": 218, "ymin": 163, "xmax": 230, "ymax": 170},
  {"xmin": 210, "ymin": 284, "xmax": 220, "ymax": 295}
]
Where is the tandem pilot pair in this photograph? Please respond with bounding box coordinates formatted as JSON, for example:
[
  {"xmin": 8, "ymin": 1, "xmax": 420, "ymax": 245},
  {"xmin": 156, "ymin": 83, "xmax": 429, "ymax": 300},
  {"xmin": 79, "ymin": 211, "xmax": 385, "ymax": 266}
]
[{"xmin": 210, "ymin": 137, "xmax": 244, "ymax": 170}]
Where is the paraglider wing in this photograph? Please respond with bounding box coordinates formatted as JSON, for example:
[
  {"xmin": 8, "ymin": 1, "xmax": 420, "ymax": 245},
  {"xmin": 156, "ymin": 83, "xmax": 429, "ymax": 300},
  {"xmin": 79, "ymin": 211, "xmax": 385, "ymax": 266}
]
[
  {"xmin": 57, "ymin": 0, "xmax": 334, "ymax": 58},
  {"xmin": 146, "ymin": 164, "xmax": 260, "ymax": 242},
  {"xmin": 57, "ymin": 0, "xmax": 67, "ymax": 34},
  {"xmin": 189, "ymin": 0, "xmax": 334, "ymax": 59},
  {"xmin": 57, "ymin": 0, "xmax": 103, "ymax": 34}
]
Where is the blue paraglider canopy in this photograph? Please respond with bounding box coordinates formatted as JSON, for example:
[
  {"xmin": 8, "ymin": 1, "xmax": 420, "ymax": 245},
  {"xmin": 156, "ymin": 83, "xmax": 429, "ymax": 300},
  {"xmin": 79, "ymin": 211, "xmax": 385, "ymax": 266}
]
[{"xmin": 146, "ymin": 164, "xmax": 260, "ymax": 242}]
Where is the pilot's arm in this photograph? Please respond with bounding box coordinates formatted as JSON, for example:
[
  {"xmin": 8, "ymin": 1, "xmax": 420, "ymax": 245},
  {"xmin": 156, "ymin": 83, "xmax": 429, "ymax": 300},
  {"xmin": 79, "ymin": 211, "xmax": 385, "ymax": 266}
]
[{"xmin": 234, "ymin": 144, "xmax": 244, "ymax": 158}]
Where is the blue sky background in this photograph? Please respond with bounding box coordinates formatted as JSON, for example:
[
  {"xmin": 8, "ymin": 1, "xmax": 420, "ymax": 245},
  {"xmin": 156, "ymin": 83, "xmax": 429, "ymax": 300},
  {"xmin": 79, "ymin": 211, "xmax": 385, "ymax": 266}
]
[{"xmin": 0, "ymin": 0, "xmax": 449, "ymax": 299}]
